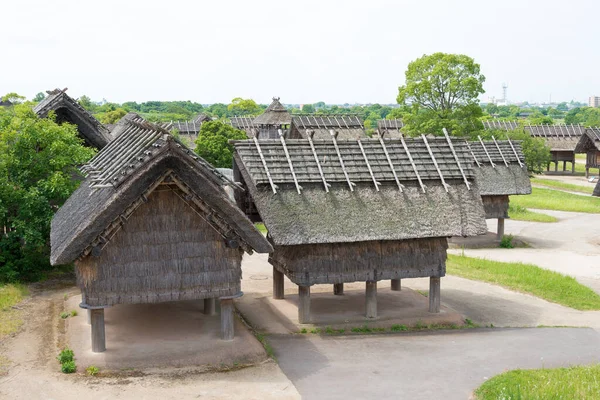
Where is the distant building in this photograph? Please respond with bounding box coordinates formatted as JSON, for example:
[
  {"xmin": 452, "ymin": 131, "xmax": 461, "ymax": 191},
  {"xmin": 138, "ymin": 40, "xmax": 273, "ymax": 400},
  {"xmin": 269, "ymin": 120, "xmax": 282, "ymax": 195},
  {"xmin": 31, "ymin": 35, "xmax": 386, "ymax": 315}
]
[{"xmin": 589, "ymin": 96, "xmax": 600, "ymax": 108}]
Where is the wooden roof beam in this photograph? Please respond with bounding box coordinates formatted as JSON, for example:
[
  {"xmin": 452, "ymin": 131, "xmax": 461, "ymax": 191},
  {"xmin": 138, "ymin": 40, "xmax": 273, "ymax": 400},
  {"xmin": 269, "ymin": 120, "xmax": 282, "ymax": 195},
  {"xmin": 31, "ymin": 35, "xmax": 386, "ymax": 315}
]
[
  {"xmin": 278, "ymin": 129, "xmax": 302, "ymax": 194},
  {"xmin": 306, "ymin": 130, "xmax": 330, "ymax": 192},
  {"xmin": 422, "ymin": 135, "xmax": 449, "ymax": 192},
  {"xmin": 357, "ymin": 138, "xmax": 380, "ymax": 191},
  {"xmin": 377, "ymin": 133, "xmax": 403, "ymax": 192},
  {"xmin": 252, "ymin": 131, "xmax": 277, "ymax": 194},
  {"xmin": 492, "ymin": 136, "xmax": 509, "ymax": 167},
  {"xmin": 400, "ymin": 134, "xmax": 426, "ymax": 193},
  {"xmin": 330, "ymin": 130, "xmax": 355, "ymax": 192},
  {"xmin": 478, "ymin": 135, "xmax": 496, "ymax": 168},
  {"xmin": 443, "ymin": 128, "xmax": 470, "ymax": 190}
]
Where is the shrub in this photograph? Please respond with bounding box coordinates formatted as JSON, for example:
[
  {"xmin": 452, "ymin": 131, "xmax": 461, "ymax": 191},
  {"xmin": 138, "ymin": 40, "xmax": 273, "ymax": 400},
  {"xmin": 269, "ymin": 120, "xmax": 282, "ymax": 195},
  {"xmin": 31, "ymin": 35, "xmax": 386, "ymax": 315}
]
[
  {"xmin": 57, "ymin": 348, "xmax": 74, "ymax": 364},
  {"xmin": 70, "ymin": 310, "xmax": 78, "ymax": 317},
  {"xmin": 60, "ymin": 312, "xmax": 70, "ymax": 319},
  {"xmin": 61, "ymin": 360, "xmax": 76, "ymax": 374},
  {"xmin": 86, "ymin": 366, "xmax": 99, "ymax": 376},
  {"xmin": 499, "ymin": 234, "xmax": 515, "ymax": 249}
]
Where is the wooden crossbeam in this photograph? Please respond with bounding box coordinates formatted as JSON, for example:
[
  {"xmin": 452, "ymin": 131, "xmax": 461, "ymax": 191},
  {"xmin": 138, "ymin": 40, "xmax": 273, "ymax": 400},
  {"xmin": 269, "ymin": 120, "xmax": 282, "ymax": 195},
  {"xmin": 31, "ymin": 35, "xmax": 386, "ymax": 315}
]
[
  {"xmin": 357, "ymin": 138, "xmax": 379, "ymax": 191},
  {"xmin": 400, "ymin": 135, "xmax": 426, "ymax": 192},
  {"xmin": 478, "ymin": 135, "xmax": 496, "ymax": 168},
  {"xmin": 465, "ymin": 141, "xmax": 481, "ymax": 168},
  {"xmin": 377, "ymin": 133, "xmax": 403, "ymax": 192},
  {"xmin": 443, "ymin": 128, "xmax": 470, "ymax": 190},
  {"xmin": 307, "ymin": 130, "xmax": 330, "ymax": 192},
  {"xmin": 330, "ymin": 130, "xmax": 354, "ymax": 191},
  {"xmin": 505, "ymin": 135, "xmax": 524, "ymax": 168},
  {"xmin": 278, "ymin": 129, "xmax": 302, "ymax": 194},
  {"xmin": 422, "ymin": 135, "xmax": 449, "ymax": 192},
  {"xmin": 492, "ymin": 136, "xmax": 509, "ymax": 167},
  {"xmin": 252, "ymin": 133, "xmax": 277, "ymax": 194}
]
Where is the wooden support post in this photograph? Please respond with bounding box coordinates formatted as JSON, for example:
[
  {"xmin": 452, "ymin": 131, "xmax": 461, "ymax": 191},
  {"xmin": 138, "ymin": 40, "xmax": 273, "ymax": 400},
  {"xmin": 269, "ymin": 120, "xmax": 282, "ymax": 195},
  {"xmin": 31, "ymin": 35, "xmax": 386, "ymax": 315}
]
[
  {"xmin": 204, "ymin": 298, "xmax": 216, "ymax": 316},
  {"xmin": 391, "ymin": 279, "xmax": 401, "ymax": 291},
  {"xmin": 333, "ymin": 283, "xmax": 344, "ymax": 295},
  {"xmin": 220, "ymin": 299, "xmax": 234, "ymax": 341},
  {"xmin": 497, "ymin": 218, "xmax": 505, "ymax": 241},
  {"xmin": 273, "ymin": 267, "xmax": 284, "ymax": 299},
  {"xmin": 298, "ymin": 286, "xmax": 311, "ymax": 324},
  {"xmin": 554, "ymin": 162, "xmax": 558, "ymax": 172},
  {"xmin": 586, "ymin": 167, "xmax": 589, "ymax": 178},
  {"xmin": 429, "ymin": 277, "xmax": 441, "ymax": 313},
  {"xmin": 563, "ymin": 161, "xmax": 567, "ymax": 171},
  {"xmin": 365, "ymin": 281, "xmax": 377, "ymax": 319},
  {"xmin": 86, "ymin": 309, "xmax": 91, "ymax": 325},
  {"xmin": 90, "ymin": 309, "xmax": 106, "ymax": 353}
]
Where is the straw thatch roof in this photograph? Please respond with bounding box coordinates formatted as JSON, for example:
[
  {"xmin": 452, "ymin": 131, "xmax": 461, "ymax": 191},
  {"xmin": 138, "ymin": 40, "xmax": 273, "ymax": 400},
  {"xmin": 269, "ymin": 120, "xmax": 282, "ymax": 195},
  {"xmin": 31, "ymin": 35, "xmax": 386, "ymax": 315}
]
[
  {"xmin": 468, "ymin": 140, "xmax": 532, "ymax": 196},
  {"xmin": 253, "ymin": 97, "xmax": 291, "ymax": 126},
  {"xmin": 33, "ymin": 88, "xmax": 112, "ymax": 149},
  {"xmin": 289, "ymin": 115, "xmax": 366, "ymax": 140},
  {"xmin": 524, "ymin": 124, "xmax": 584, "ymax": 151},
  {"xmin": 51, "ymin": 119, "xmax": 272, "ymax": 266},
  {"xmin": 232, "ymin": 137, "xmax": 487, "ymax": 246},
  {"xmin": 483, "ymin": 120, "xmax": 520, "ymax": 130},
  {"xmin": 170, "ymin": 113, "xmax": 211, "ymax": 135},
  {"xmin": 377, "ymin": 119, "xmax": 404, "ymax": 138},
  {"xmin": 574, "ymin": 128, "xmax": 600, "ymax": 153}
]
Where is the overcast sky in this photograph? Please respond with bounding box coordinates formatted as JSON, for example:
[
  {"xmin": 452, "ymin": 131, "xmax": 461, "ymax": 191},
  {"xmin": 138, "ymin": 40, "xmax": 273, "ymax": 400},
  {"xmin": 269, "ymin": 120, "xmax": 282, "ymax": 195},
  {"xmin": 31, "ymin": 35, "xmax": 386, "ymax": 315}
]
[{"xmin": 3, "ymin": 0, "xmax": 598, "ymax": 105}]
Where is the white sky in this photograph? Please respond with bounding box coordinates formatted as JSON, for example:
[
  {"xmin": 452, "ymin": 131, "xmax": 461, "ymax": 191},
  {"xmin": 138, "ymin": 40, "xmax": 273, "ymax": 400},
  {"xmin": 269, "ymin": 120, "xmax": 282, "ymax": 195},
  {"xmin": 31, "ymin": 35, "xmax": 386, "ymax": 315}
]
[{"xmin": 2, "ymin": 0, "xmax": 598, "ymax": 105}]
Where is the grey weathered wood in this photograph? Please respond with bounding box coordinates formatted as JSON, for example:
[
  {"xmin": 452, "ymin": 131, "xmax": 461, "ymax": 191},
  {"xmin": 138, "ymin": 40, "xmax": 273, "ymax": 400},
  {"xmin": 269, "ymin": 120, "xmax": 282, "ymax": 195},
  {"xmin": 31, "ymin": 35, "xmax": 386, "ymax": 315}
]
[
  {"xmin": 220, "ymin": 298, "xmax": 234, "ymax": 341},
  {"xmin": 497, "ymin": 218, "xmax": 505, "ymax": 241},
  {"xmin": 90, "ymin": 308, "xmax": 106, "ymax": 353},
  {"xmin": 365, "ymin": 281, "xmax": 377, "ymax": 318},
  {"xmin": 204, "ymin": 298, "xmax": 216, "ymax": 316},
  {"xmin": 391, "ymin": 279, "xmax": 401, "ymax": 291},
  {"xmin": 298, "ymin": 286, "xmax": 311, "ymax": 324},
  {"xmin": 86, "ymin": 309, "xmax": 91, "ymax": 325},
  {"xmin": 273, "ymin": 267, "xmax": 284, "ymax": 299},
  {"xmin": 429, "ymin": 277, "xmax": 441, "ymax": 313},
  {"xmin": 333, "ymin": 283, "xmax": 344, "ymax": 295}
]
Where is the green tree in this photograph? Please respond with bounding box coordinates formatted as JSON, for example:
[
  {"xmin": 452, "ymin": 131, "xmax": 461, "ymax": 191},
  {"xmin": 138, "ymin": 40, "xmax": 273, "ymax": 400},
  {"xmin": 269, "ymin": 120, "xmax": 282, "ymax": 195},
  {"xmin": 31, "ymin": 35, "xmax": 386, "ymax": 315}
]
[
  {"xmin": 78, "ymin": 95, "xmax": 97, "ymax": 112},
  {"xmin": 301, "ymin": 104, "xmax": 315, "ymax": 113},
  {"xmin": 397, "ymin": 52, "xmax": 486, "ymax": 136},
  {"xmin": 227, "ymin": 98, "xmax": 260, "ymax": 116},
  {"xmin": 33, "ymin": 92, "xmax": 46, "ymax": 102},
  {"xmin": 96, "ymin": 108, "xmax": 127, "ymax": 124},
  {"xmin": 0, "ymin": 100, "xmax": 96, "ymax": 281},
  {"xmin": 194, "ymin": 121, "xmax": 246, "ymax": 168},
  {"xmin": 2, "ymin": 93, "xmax": 26, "ymax": 104}
]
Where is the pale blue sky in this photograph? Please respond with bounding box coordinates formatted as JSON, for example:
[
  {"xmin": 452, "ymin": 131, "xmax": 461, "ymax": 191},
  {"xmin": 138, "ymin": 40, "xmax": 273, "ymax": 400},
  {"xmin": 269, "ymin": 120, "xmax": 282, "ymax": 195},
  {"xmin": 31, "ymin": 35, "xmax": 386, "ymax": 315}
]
[{"xmin": 3, "ymin": 0, "xmax": 598, "ymax": 104}]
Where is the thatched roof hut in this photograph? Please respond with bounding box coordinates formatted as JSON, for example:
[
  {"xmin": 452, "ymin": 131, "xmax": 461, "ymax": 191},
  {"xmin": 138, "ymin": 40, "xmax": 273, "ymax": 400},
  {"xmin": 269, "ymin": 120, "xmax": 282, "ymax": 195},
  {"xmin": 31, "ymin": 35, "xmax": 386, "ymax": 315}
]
[
  {"xmin": 253, "ymin": 97, "xmax": 291, "ymax": 126},
  {"xmin": 482, "ymin": 120, "xmax": 520, "ymax": 130},
  {"xmin": 33, "ymin": 88, "xmax": 112, "ymax": 149},
  {"xmin": 232, "ymin": 135, "xmax": 487, "ymax": 322},
  {"xmin": 51, "ymin": 119, "xmax": 271, "ymax": 351},
  {"xmin": 524, "ymin": 124, "xmax": 584, "ymax": 172},
  {"xmin": 377, "ymin": 119, "xmax": 404, "ymax": 138},
  {"xmin": 574, "ymin": 128, "xmax": 600, "ymax": 177},
  {"xmin": 229, "ymin": 116, "xmax": 257, "ymax": 138},
  {"xmin": 468, "ymin": 139, "xmax": 531, "ymax": 238},
  {"xmin": 289, "ymin": 114, "xmax": 366, "ymax": 140}
]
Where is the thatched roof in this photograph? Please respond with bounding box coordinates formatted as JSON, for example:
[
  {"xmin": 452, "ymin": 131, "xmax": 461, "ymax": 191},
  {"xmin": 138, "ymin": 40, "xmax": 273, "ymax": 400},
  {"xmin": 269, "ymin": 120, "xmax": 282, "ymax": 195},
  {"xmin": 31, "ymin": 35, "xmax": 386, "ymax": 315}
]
[
  {"xmin": 290, "ymin": 114, "xmax": 366, "ymax": 140},
  {"xmin": 524, "ymin": 124, "xmax": 584, "ymax": 151},
  {"xmin": 232, "ymin": 137, "xmax": 487, "ymax": 246},
  {"xmin": 468, "ymin": 140, "xmax": 532, "ymax": 196},
  {"xmin": 229, "ymin": 116, "xmax": 256, "ymax": 137},
  {"xmin": 253, "ymin": 97, "xmax": 291, "ymax": 126},
  {"xmin": 574, "ymin": 128, "xmax": 600, "ymax": 153},
  {"xmin": 110, "ymin": 112, "xmax": 171, "ymax": 138},
  {"xmin": 51, "ymin": 119, "xmax": 272, "ymax": 265},
  {"xmin": 377, "ymin": 119, "xmax": 404, "ymax": 138},
  {"xmin": 483, "ymin": 120, "xmax": 520, "ymax": 130},
  {"xmin": 33, "ymin": 88, "xmax": 111, "ymax": 149},
  {"xmin": 170, "ymin": 113, "xmax": 211, "ymax": 135}
]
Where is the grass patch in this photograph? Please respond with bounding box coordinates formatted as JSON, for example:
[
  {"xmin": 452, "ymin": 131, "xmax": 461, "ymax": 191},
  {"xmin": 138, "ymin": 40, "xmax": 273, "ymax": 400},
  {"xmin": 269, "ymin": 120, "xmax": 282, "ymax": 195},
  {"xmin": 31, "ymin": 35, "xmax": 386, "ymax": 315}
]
[
  {"xmin": 255, "ymin": 332, "xmax": 275, "ymax": 359},
  {"xmin": 254, "ymin": 223, "xmax": 267, "ymax": 234},
  {"xmin": 0, "ymin": 283, "xmax": 28, "ymax": 339},
  {"xmin": 475, "ymin": 364, "xmax": 600, "ymax": 399},
  {"xmin": 508, "ymin": 204, "xmax": 558, "ymax": 223},
  {"xmin": 447, "ymin": 254, "xmax": 600, "ymax": 310},
  {"xmin": 531, "ymin": 177, "xmax": 594, "ymax": 194},
  {"xmin": 299, "ymin": 319, "xmax": 477, "ymax": 335},
  {"xmin": 499, "ymin": 234, "xmax": 515, "ymax": 248},
  {"xmin": 510, "ymin": 187, "xmax": 600, "ymax": 213}
]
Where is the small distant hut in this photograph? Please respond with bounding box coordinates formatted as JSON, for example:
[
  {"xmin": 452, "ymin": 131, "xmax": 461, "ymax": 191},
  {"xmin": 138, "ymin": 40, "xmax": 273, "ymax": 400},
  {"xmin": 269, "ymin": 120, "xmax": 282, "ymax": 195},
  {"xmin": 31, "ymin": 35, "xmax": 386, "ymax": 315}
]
[
  {"xmin": 468, "ymin": 139, "xmax": 532, "ymax": 239},
  {"xmin": 523, "ymin": 125, "xmax": 584, "ymax": 173},
  {"xmin": 34, "ymin": 88, "xmax": 112, "ymax": 149},
  {"xmin": 289, "ymin": 114, "xmax": 366, "ymax": 139},
  {"xmin": 170, "ymin": 113, "xmax": 212, "ymax": 142},
  {"xmin": 377, "ymin": 119, "xmax": 404, "ymax": 138},
  {"xmin": 50, "ymin": 120, "xmax": 272, "ymax": 352},
  {"xmin": 251, "ymin": 97, "xmax": 292, "ymax": 139},
  {"xmin": 229, "ymin": 116, "xmax": 257, "ymax": 138},
  {"xmin": 232, "ymin": 134, "xmax": 487, "ymax": 322},
  {"xmin": 574, "ymin": 128, "xmax": 600, "ymax": 178},
  {"xmin": 482, "ymin": 120, "xmax": 520, "ymax": 131}
]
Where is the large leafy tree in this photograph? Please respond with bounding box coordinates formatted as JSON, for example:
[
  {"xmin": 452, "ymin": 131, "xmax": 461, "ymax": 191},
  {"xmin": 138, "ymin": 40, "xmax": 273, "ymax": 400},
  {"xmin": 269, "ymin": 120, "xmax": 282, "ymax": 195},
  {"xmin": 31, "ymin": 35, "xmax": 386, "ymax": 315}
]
[
  {"xmin": 227, "ymin": 97, "xmax": 261, "ymax": 116},
  {"xmin": 0, "ymin": 101, "xmax": 95, "ymax": 281},
  {"xmin": 397, "ymin": 52, "xmax": 485, "ymax": 136},
  {"xmin": 194, "ymin": 121, "xmax": 246, "ymax": 168}
]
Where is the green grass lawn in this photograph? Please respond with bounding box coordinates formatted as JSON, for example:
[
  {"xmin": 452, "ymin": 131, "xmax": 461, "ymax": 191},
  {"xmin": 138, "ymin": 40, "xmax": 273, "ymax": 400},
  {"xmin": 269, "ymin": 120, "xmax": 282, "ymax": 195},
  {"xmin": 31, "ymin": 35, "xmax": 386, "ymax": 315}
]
[
  {"xmin": 447, "ymin": 255, "xmax": 600, "ymax": 310},
  {"xmin": 531, "ymin": 177, "xmax": 594, "ymax": 194},
  {"xmin": 508, "ymin": 204, "xmax": 558, "ymax": 222},
  {"xmin": 0, "ymin": 283, "xmax": 28, "ymax": 339},
  {"xmin": 510, "ymin": 187, "xmax": 600, "ymax": 214},
  {"xmin": 475, "ymin": 364, "xmax": 600, "ymax": 399}
]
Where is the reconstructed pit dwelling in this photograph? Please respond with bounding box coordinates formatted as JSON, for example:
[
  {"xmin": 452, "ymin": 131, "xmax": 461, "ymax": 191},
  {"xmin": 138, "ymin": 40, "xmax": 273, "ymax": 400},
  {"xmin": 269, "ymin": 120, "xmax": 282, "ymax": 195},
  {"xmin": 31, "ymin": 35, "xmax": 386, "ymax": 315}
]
[
  {"xmin": 233, "ymin": 132, "xmax": 487, "ymax": 323},
  {"xmin": 50, "ymin": 120, "xmax": 271, "ymax": 352},
  {"xmin": 467, "ymin": 138, "xmax": 532, "ymax": 239}
]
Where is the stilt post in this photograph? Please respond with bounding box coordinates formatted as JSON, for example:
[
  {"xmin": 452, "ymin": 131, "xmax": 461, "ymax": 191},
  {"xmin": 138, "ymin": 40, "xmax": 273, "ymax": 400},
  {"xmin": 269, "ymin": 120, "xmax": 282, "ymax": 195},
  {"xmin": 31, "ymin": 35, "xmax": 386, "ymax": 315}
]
[
  {"xmin": 298, "ymin": 286, "xmax": 311, "ymax": 324},
  {"xmin": 220, "ymin": 299, "xmax": 234, "ymax": 341},
  {"xmin": 273, "ymin": 267, "xmax": 284, "ymax": 299},
  {"xmin": 204, "ymin": 298, "xmax": 216, "ymax": 316},
  {"xmin": 429, "ymin": 277, "xmax": 441, "ymax": 313},
  {"xmin": 333, "ymin": 283, "xmax": 344, "ymax": 295},
  {"xmin": 365, "ymin": 281, "xmax": 377, "ymax": 318},
  {"xmin": 391, "ymin": 279, "xmax": 401, "ymax": 291},
  {"xmin": 86, "ymin": 309, "xmax": 91, "ymax": 325},
  {"xmin": 90, "ymin": 308, "xmax": 106, "ymax": 353},
  {"xmin": 497, "ymin": 218, "xmax": 505, "ymax": 241}
]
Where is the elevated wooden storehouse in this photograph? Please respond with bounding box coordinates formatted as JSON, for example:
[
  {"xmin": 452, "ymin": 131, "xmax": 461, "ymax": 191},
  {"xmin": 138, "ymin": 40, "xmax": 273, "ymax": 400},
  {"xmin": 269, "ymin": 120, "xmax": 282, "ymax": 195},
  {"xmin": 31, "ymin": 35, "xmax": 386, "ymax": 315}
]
[
  {"xmin": 289, "ymin": 114, "xmax": 366, "ymax": 140},
  {"xmin": 482, "ymin": 120, "xmax": 520, "ymax": 130},
  {"xmin": 34, "ymin": 88, "xmax": 112, "ymax": 149},
  {"xmin": 524, "ymin": 125, "xmax": 584, "ymax": 172},
  {"xmin": 50, "ymin": 120, "xmax": 272, "ymax": 352},
  {"xmin": 252, "ymin": 97, "xmax": 292, "ymax": 139},
  {"xmin": 377, "ymin": 119, "xmax": 404, "ymax": 138},
  {"xmin": 574, "ymin": 128, "xmax": 600, "ymax": 178},
  {"xmin": 229, "ymin": 116, "xmax": 257, "ymax": 138},
  {"xmin": 170, "ymin": 113, "xmax": 212, "ymax": 142},
  {"xmin": 468, "ymin": 139, "xmax": 532, "ymax": 239},
  {"xmin": 232, "ymin": 135, "xmax": 487, "ymax": 322}
]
